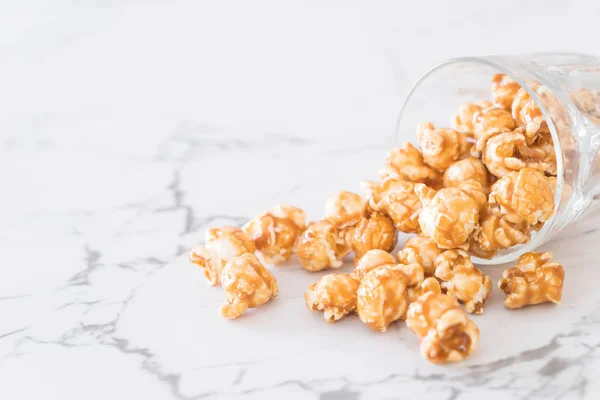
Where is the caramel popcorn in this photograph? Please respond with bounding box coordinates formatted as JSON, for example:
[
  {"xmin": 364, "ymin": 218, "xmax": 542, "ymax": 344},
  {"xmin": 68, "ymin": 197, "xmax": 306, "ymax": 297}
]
[
  {"xmin": 296, "ymin": 220, "xmax": 343, "ymax": 272},
  {"xmin": 434, "ymin": 249, "xmax": 492, "ymax": 314},
  {"xmin": 305, "ymin": 273, "xmax": 361, "ymax": 322},
  {"xmin": 467, "ymin": 237, "xmax": 498, "ymax": 260},
  {"xmin": 357, "ymin": 265, "xmax": 408, "ymax": 332},
  {"xmin": 220, "ymin": 253, "xmax": 278, "ymax": 319},
  {"xmin": 451, "ymin": 101, "xmax": 493, "ymax": 134},
  {"xmin": 417, "ymin": 122, "xmax": 465, "ymax": 172},
  {"xmin": 471, "ymin": 208, "xmax": 530, "ymax": 254},
  {"xmin": 360, "ymin": 180, "xmax": 384, "ymax": 212},
  {"xmin": 491, "ymin": 73, "xmax": 521, "ymax": 110},
  {"xmin": 481, "ymin": 129, "xmax": 550, "ymax": 178},
  {"xmin": 406, "ymin": 291, "xmax": 480, "ymax": 364},
  {"xmin": 473, "ymin": 107, "xmax": 516, "ymax": 140},
  {"xmin": 243, "ymin": 205, "xmax": 306, "ymax": 265},
  {"xmin": 512, "ymin": 88, "xmax": 549, "ymax": 144},
  {"xmin": 415, "ymin": 182, "xmax": 485, "ymax": 249},
  {"xmin": 334, "ymin": 226, "xmax": 353, "ymax": 259},
  {"xmin": 371, "ymin": 179, "xmax": 422, "ymax": 233},
  {"xmin": 378, "ymin": 142, "xmax": 440, "ymax": 184},
  {"xmin": 397, "ymin": 235, "xmax": 443, "ymax": 277},
  {"xmin": 527, "ymin": 135, "xmax": 557, "ymax": 176},
  {"xmin": 443, "ymin": 157, "xmax": 489, "ymax": 192},
  {"xmin": 324, "ymin": 191, "xmax": 367, "ymax": 230},
  {"xmin": 189, "ymin": 226, "xmax": 256, "ymax": 286},
  {"xmin": 350, "ymin": 212, "xmax": 397, "ymax": 263},
  {"xmin": 397, "ymin": 262, "xmax": 426, "ymax": 303},
  {"xmin": 353, "ymin": 249, "xmax": 397, "ymax": 278},
  {"xmin": 489, "ymin": 168, "xmax": 555, "ymax": 225},
  {"xmin": 498, "ymin": 252, "xmax": 565, "ymax": 309},
  {"xmin": 419, "ymin": 277, "xmax": 442, "ymax": 295}
]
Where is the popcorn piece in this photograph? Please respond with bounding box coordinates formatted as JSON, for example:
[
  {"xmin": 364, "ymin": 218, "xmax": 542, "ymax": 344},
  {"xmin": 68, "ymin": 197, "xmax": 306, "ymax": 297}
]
[
  {"xmin": 397, "ymin": 235, "xmax": 443, "ymax": 277},
  {"xmin": 417, "ymin": 123, "xmax": 465, "ymax": 172},
  {"xmin": 473, "ymin": 108, "xmax": 516, "ymax": 145},
  {"xmin": 481, "ymin": 129, "xmax": 550, "ymax": 178},
  {"xmin": 451, "ymin": 101, "xmax": 493, "ymax": 134},
  {"xmin": 357, "ymin": 265, "xmax": 409, "ymax": 332},
  {"xmin": 415, "ymin": 182, "xmax": 486, "ymax": 249},
  {"xmin": 220, "ymin": 254, "xmax": 278, "ymax": 319},
  {"xmin": 243, "ymin": 205, "xmax": 306, "ymax": 265},
  {"xmin": 512, "ymin": 88, "xmax": 549, "ymax": 144},
  {"xmin": 527, "ymin": 135, "xmax": 557, "ymax": 176},
  {"xmin": 189, "ymin": 226, "xmax": 256, "ymax": 286},
  {"xmin": 491, "ymin": 73, "xmax": 521, "ymax": 110},
  {"xmin": 334, "ymin": 226, "xmax": 354, "ymax": 259},
  {"xmin": 498, "ymin": 252, "xmax": 565, "ymax": 309},
  {"xmin": 471, "ymin": 208, "xmax": 530, "ymax": 254},
  {"xmin": 305, "ymin": 273, "xmax": 361, "ymax": 322},
  {"xmin": 489, "ymin": 168, "xmax": 555, "ymax": 225},
  {"xmin": 350, "ymin": 212, "xmax": 397, "ymax": 263},
  {"xmin": 406, "ymin": 291, "xmax": 480, "ymax": 364},
  {"xmin": 371, "ymin": 179, "xmax": 422, "ymax": 233},
  {"xmin": 353, "ymin": 249, "xmax": 397, "ymax": 278},
  {"xmin": 419, "ymin": 277, "xmax": 442, "ymax": 295},
  {"xmin": 397, "ymin": 262, "xmax": 426, "ymax": 303},
  {"xmin": 324, "ymin": 191, "xmax": 367, "ymax": 229},
  {"xmin": 296, "ymin": 221, "xmax": 343, "ymax": 272},
  {"xmin": 434, "ymin": 249, "xmax": 492, "ymax": 314},
  {"xmin": 378, "ymin": 142, "xmax": 440, "ymax": 184},
  {"xmin": 443, "ymin": 158, "xmax": 489, "ymax": 192},
  {"xmin": 360, "ymin": 180, "xmax": 384, "ymax": 212}
]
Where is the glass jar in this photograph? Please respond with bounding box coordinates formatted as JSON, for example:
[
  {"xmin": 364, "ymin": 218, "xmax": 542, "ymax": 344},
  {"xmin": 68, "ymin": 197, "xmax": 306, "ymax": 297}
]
[{"xmin": 397, "ymin": 53, "xmax": 600, "ymax": 265}]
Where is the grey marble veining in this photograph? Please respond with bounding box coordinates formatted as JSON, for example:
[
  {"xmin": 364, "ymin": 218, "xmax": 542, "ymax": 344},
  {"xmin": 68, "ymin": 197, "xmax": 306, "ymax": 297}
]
[{"xmin": 1, "ymin": 2, "xmax": 600, "ymax": 399}]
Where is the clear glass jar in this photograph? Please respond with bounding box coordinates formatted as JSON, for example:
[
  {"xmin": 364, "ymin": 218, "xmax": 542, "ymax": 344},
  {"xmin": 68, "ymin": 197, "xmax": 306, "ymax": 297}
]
[{"xmin": 397, "ymin": 53, "xmax": 600, "ymax": 265}]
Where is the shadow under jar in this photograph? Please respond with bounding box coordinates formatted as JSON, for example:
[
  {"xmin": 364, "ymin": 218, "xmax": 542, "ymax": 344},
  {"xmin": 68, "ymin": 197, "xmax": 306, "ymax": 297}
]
[{"xmin": 397, "ymin": 53, "xmax": 600, "ymax": 265}]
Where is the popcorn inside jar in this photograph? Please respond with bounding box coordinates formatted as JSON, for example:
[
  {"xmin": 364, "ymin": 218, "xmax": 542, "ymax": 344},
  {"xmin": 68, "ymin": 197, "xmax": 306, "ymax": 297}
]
[{"xmin": 395, "ymin": 71, "xmax": 560, "ymax": 263}]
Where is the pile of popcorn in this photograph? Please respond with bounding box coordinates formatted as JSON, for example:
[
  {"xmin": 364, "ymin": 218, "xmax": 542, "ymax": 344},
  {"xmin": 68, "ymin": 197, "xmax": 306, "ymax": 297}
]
[{"xmin": 189, "ymin": 74, "xmax": 566, "ymax": 364}]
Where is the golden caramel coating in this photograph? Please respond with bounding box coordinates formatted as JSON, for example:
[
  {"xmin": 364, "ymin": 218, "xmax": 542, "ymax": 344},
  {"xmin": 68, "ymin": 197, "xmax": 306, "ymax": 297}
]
[
  {"xmin": 334, "ymin": 226, "xmax": 353, "ymax": 259},
  {"xmin": 527, "ymin": 135, "xmax": 557, "ymax": 176},
  {"xmin": 434, "ymin": 249, "xmax": 492, "ymax": 314},
  {"xmin": 397, "ymin": 235, "xmax": 443, "ymax": 277},
  {"xmin": 417, "ymin": 123, "xmax": 465, "ymax": 172},
  {"xmin": 511, "ymin": 88, "xmax": 549, "ymax": 144},
  {"xmin": 350, "ymin": 212, "xmax": 397, "ymax": 263},
  {"xmin": 360, "ymin": 180, "xmax": 383, "ymax": 212},
  {"xmin": 243, "ymin": 205, "xmax": 306, "ymax": 265},
  {"xmin": 473, "ymin": 108, "xmax": 516, "ymax": 143},
  {"xmin": 451, "ymin": 101, "xmax": 493, "ymax": 134},
  {"xmin": 471, "ymin": 208, "xmax": 530, "ymax": 253},
  {"xmin": 498, "ymin": 252, "xmax": 565, "ymax": 309},
  {"xmin": 296, "ymin": 221, "xmax": 343, "ymax": 272},
  {"xmin": 353, "ymin": 249, "xmax": 397, "ymax": 278},
  {"xmin": 378, "ymin": 142, "xmax": 440, "ymax": 184},
  {"xmin": 419, "ymin": 277, "xmax": 442, "ymax": 295},
  {"xmin": 397, "ymin": 262, "xmax": 426, "ymax": 303},
  {"xmin": 220, "ymin": 254, "xmax": 278, "ymax": 319},
  {"xmin": 406, "ymin": 291, "xmax": 480, "ymax": 364},
  {"xmin": 189, "ymin": 226, "xmax": 256, "ymax": 286},
  {"xmin": 443, "ymin": 158, "xmax": 489, "ymax": 192},
  {"xmin": 481, "ymin": 129, "xmax": 550, "ymax": 178},
  {"xmin": 376, "ymin": 179, "xmax": 422, "ymax": 233},
  {"xmin": 305, "ymin": 273, "xmax": 361, "ymax": 322},
  {"xmin": 491, "ymin": 73, "xmax": 521, "ymax": 110},
  {"xmin": 415, "ymin": 182, "xmax": 485, "ymax": 249},
  {"xmin": 489, "ymin": 168, "xmax": 555, "ymax": 225},
  {"xmin": 357, "ymin": 266, "xmax": 408, "ymax": 332},
  {"xmin": 324, "ymin": 191, "xmax": 367, "ymax": 230}
]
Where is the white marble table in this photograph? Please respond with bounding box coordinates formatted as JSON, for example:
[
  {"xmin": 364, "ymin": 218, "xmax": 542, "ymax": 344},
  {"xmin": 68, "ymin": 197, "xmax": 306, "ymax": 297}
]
[{"xmin": 1, "ymin": 2, "xmax": 600, "ymax": 399}]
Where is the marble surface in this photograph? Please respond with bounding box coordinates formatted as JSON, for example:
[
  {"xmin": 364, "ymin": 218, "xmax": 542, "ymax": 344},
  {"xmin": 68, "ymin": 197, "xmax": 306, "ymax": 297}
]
[{"xmin": 2, "ymin": 2, "xmax": 600, "ymax": 399}]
